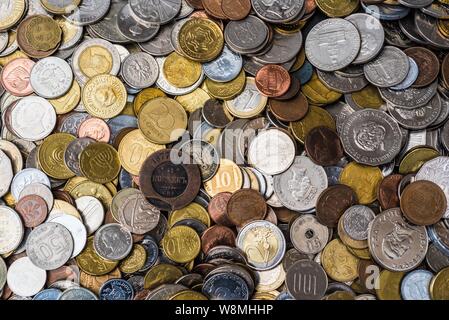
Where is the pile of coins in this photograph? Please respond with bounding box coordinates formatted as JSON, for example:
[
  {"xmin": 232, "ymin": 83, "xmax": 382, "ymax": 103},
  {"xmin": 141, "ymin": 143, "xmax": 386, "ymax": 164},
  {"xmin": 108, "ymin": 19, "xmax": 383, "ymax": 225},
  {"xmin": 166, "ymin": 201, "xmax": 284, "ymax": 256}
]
[{"xmin": 1, "ymin": 0, "xmax": 449, "ymax": 301}]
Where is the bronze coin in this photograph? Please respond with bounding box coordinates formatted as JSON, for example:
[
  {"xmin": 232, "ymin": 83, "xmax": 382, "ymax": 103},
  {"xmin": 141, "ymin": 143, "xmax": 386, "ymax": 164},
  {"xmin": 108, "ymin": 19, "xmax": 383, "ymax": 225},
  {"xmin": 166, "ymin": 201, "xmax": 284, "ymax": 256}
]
[
  {"xmin": 15, "ymin": 195, "xmax": 48, "ymax": 228},
  {"xmin": 201, "ymin": 225, "xmax": 236, "ymax": 254},
  {"xmin": 52, "ymin": 190, "xmax": 75, "ymax": 206},
  {"xmin": 226, "ymin": 189, "xmax": 267, "ymax": 227},
  {"xmin": 255, "ymin": 65, "xmax": 292, "ymax": 98},
  {"xmin": 442, "ymin": 53, "xmax": 449, "ymax": 89},
  {"xmin": 221, "ymin": 0, "xmax": 251, "ymax": 20},
  {"xmin": 377, "ymin": 174, "xmax": 403, "ymax": 210},
  {"xmin": 186, "ymin": 0, "xmax": 204, "ymax": 9},
  {"xmin": 304, "ymin": 126, "xmax": 344, "ymax": 166},
  {"xmin": 404, "ymin": 47, "xmax": 440, "ymax": 88},
  {"xmin": 273, "ymin": 207, "xmax": 298, "ymax": 223},
  {"xmin": 46, "ymin": 265, "xmax": 79, "ymax": 286},
  {"xmin": 270, "ymin": 92, "xmax": 309, "ymax": 122},
  {"xmin": 17, "ymin": 16, "xmax": 60, "ymax": 59},
  {"xmin": 400, "ymin": 180, "xmax": 447, "ymax": 226},
  {"xmin": 202, "ymin": 0, "xmax": 227, "ymax": 19},
  {"xmin": 139, "ymin": 149, "xmax": 202, "ymax": 211},
  {"xmin": 192, "ymin": 263, "xmax": 215, "ymax": 277},
  {"xmin": 274, "ymin": 77, "xmax": 301, "ymax": 101},
  {"xmin": 208, "ymin": 192, "xmax": 234, "ymax": 226},
  {"xmin": 104, "ymin": 210, "xmax": 117, "ymax": 224},
  {"xmin": 316, "ymin": 185, "xmax": 358, "ymax": 228},
  {"xmin": 202, "ymin": 99, "xmax": 233, "ymax": 128}
]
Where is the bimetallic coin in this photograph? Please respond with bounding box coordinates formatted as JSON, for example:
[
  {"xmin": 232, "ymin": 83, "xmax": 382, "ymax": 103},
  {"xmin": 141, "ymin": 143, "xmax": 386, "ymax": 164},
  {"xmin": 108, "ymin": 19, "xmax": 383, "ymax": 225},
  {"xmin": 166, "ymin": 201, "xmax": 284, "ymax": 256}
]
[
  {"xmin": 285, "ymin": 260, "xmax": 328, "ymax": 300},
  {"xmin": 121, "ymin": 52, "xmax": 159, "ymax": 89},
  {"xmin": 0, "ymin": 206, "xmax": 23, "ymax": 254},
  {"xmin": 30, "ymin": 56, "xmax": 73, "ymax": 99},
  {"xmin": 26, "ymin": 222, "xmax": 74, "ymax": 270},
  {"xmin": 401, "ymin": 269, "xmax": 432, "ymax": 300},
  {"xmin": 100, "ymin": 278, "xmax": 134, "ymax": 300},
  {"xmin": 6, "ymin": 257, "xmax": 46, "ymax": 297},
  {"xmin": 94, "ymin": 223, "xmax": 133, "ymax": 261}
]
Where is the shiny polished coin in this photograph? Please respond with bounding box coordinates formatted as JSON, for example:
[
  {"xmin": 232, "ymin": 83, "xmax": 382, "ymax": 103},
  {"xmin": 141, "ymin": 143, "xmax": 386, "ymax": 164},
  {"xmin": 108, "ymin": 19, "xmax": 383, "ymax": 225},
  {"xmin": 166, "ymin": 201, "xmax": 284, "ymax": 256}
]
[
  {"xmin": 203, "ymin": 45, "xmax": 242, "ymax": 83},
  {"xmin": 401, "ymin": 269, "xmax": 432, "ymax": 300},
  {"xmin": 80, "ymin": 143, "xmax": 121, "ymax": 184},
  {"xmin": 7, "ymin": 257, "xmax": 46, "ymax": 297},
  {"xmin": 10, "ymin": 168, "xmax": 51, "ymax": 201},
  {"xmin": 94, "ymin": 223, "xmax": 133, "ymax": 261},
  {"xmin": 163, "ymin": 52, "xmax": 202, "ymax": 88},
  {"xmin": 342, "ymin": 205, "xmax": 375, "ymax": 241},
  {"xmin": 224, "ymin": 77, "xmax": 267, "ymax": 118},
  {"xmin": 38, "ymin": 133, "xmax": 75, "ymax": 179},
  {"xmin": 117, "ymin": 4, "xmax": 159, "ymax": 43},
  {"xmin": 65, "ymin": 0, "xmax": 111, "ymax": 25}
]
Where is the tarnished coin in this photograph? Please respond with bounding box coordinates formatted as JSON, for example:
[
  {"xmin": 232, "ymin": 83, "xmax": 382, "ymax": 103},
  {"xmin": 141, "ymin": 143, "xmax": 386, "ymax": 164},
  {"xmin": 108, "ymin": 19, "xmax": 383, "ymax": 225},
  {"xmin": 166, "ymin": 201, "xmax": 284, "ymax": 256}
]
[
  {"xmin": 252, "ymin": 0, "xmax": 304, "ymax": 23},
  {"xmin": 59, "ymin": 287, "xmax": 98, "ymax": 300},
  {"xmin": 305, "ymin": 126, "xmax": 344, "ymax": 166},
  {"xmin": 0, "ymin": 206, "xmax": 23, "ymax": 254},
  {"xmin": 93, "ymin": 223, "xmax": 133, "ymax": 261},
  {"xmin": 178, "ymin": 139, "xmax": 219, "ymax": 182},
  {"xmin": 7, "ymin": 257, "xmax": 46, "ymax": 297},
  {"xmin": 316, "ymin": 185, "xmax": 357, "ymax": 228},
  {"xmin": 290, "ymin": 214, "xmax": 329, "ymax": 255},
  {"xmin": 48, "ymin": 214, "xmax": 87, "ymax": 258},
  {"xmin": 15, "ymin": 195, "xmax": 48, "ymax": 228},
  {"xmin": 285, "ymin": 260, "xmax": 328, "ymax": 300},
  {"xmin": 226, "ymin": 189, "xmax": 267, "ymax": 227},
  {"xmin": 99, "ymin": 278, "xmax": 134, "ymax": 300}
]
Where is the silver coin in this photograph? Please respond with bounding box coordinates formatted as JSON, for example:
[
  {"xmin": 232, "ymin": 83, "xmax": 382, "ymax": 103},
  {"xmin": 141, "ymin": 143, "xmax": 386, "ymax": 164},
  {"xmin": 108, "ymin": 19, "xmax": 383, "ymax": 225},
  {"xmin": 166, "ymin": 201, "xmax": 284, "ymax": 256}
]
[
  {"xmin": 129, "ymin": 0, "xmax": 181, "ymax": 25},
  {"xmin": 13, "ymin": 227, "xmax": 31, "ymax": 255},
  {"xmin": 399, "ymin": 0, "xmax": 433, "ymax": 8},
  {"xmin": 170, "ymin": 18, "xmax": 189, "ymax": 55},
  {"xmin": 316, "ymin": 70, "xmax": 369, "ymax": 94},
  {"xmin": 416, "ymin": 156, "xmax": 449, "ymax": 218},
  {"xmin": 6, "ymin": 257, "xmax": 46, "ymax": 297},
  {"xmin": 117, "ymin": 191, "xmax": 160, "ymax": 235},
  {"xmin": 251, "ymin": 0, "xmax": 304, "ymax": 23},
  {"xmin": 429, "ymin": 94, "xmax": 449, "ymax": 129},
  {"xmin": 254, "ymin": 264, "xmax": 285, "ymax": 293},
  {"xmin": 388, "ymin": 93, "xmax": 441, "ymax": 130},
  {"xmin": 398, "ymin": 12, "xmax": 427, "ymax": 45},
  {"xmin": 390, "ymin": 57, "xmax": 419, "ymax": 91},
  {"xmin": 88, "ymin": 0, "xmax": 129, "ymax": 43},
  {"xmin": 290, "ymin": 214, "xmax": 329, "ymax": 255},
  {"xmin": 355, "ymin": 294, "xmax": 377, "ymax": 300},
  {"xmin": 19, "ymin": 182, "xmax": 54, "ymax": 210},
  {"xmin": 11, "ymin": 168, "xmax": 51, "ymax": 200},
  {"xmin": 177, "ymin": 0, "xmax": 194, "ymax": 19},
  {"xmin": 224, "ymin": 16, "xmax": 269, "ymax": 54},
  {"xmin": 72, "ymin": 38, "xmax": 121, "ymax": 85},
  {"xmin": 0, "ymin": 32, "xmax": 8, "ymax": 53},
  {"xmin": 121, "ymin": 52, "xmax": 159, "ymax": 89},
  {"xmin": 415, "ymin": 10, "xmax": 449, "ymax": 49},
  {"xmin": 248, "ymin": 129, "xmax": 296, "ymax": 176},
  {"xmin": 0, "ymin": 32, "xmax": 17, "ymax": 57},
  {"xmin": 65, "ymin": 0, "xmax": 111, "ymax": 26},
  {"xmin": 362, "ymin": 3, "xmax": 411, "ymax": 21},
  {"xmin": 342, "ymin": 205, "xmax": 375, "ymax": 241},
  {"xmin": 236, "ymin": 220, "xmax": 286, "ymax": 271},
  {"xmin": 426, "ymin": 243, "xmax": 449, "ymax": 273},
  {"xmin": 49, "ymin": 279, "xmax": 80, "ymax": 291},
  {"xmin": 118, "ymin": 4, "xmax": 160, "ymax": 43},
  {"xmin": 421, "ymin": 2, "xmax": 449, "ymax": 19},
  {"xmin": 345, "ymin": 13, "xmax": 385, "ymax": 65},
  {"xmin": 285, "ymin": 260, "xmax": 328, "ymax": 300},
  {"xmin": 340, "ymin": 109, "xmax": 402, "ymax": 166},
  {"xmin": 400, "ymin": 269, "xmax": 432, "ymax": 300},
  {"xmin": 0, "ymin": 206, "xmax": 23, "ymax": 254},
  {"xmin": 273, "ymin": 156, "xmax": 328, "ymax": 212},
  {"xmin": 114, "ymin": 44, "xmax": 130, "ymax": 63},
  {"xmin": 306, "ymin": 18, "xmax": 360, "ymax": 72},
  {"xmin": 64, "ymin": 137, "xmax": 96, "ymax": 177},
  {"xmin": 0, "ymin": 149, "xmax": 12, "ymax": 197},
  {"xmin": 27, "ymin": 0, "xmax": 51, "ymax": 15},
  {"xmin": 203, "ymin": 45, "xmax": 242, "ymax": 83},
  {"xmin": 326, "ymin": 101, "xmax": 358, "ymax": 135},
  {"xmin": 47, "ymin": 214, "xmax": 87, "ymax": 258},
  {"xmin": 178, "ymin": 139, "xmax": 220, "ymax": 182},
  {"xmin": 93, "ymin": 223, "xmax": 133, "ymax": 261},
  {"xmin": 30, "ymin": 57, "xmax": 73, "ymax": 99},
  {"xmin": 254, "ymin": 29, "xmax": 302, "ymax": 65},
  {"xmin": 59, "ymin": 112, "xmax": 91, "ymax": 136},
  {"xmin": 0, "ymin": 256, "xmax": 6, "ymax": 291},
  {"xmin": 0, "ymin": 139, "xmax": 23, "ymax": 174},
  {"xmin": 138, "ymin": 20, "xmax": 175, "ymax": 56},
  {"xmin": 8, "ymin": 96, "xmax": 56, "ymax": 141},
  {"xmin": 367, "ymin": 207, "xmax": 428, "ymax": 272},
  {"xmin": 59, "ymin": 287, "xmax": 98, "ymax": 300},
  {"xmin": 26, "ymin": 222, "xmax": 74, "ymax": 270},
  {"xmin": 379, "ymin": 81, "xmax": 438, "ymax": 109},
  {"xmin": 75, "ymin": 196, "xmax": 105, "ymax": 235},
  {"xmin": 364, "ymin": 46, "xmax": 410, "ymax": 87}
]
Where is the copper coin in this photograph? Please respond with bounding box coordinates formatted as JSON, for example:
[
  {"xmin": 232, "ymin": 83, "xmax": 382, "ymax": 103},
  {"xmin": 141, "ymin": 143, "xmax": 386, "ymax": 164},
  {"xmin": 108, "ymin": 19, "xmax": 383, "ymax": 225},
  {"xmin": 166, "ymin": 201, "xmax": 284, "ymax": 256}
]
[
  {"xmin": 273, "ymin": 207, "xmax": 298, "ymax": 223},
  {"xmin": 78, "ymin": 117, "xmax": 111, "ymax": 143},
  {"xmin": 52, "ymin": 190, "xmax": 76, "ymax": 206},
  {"xmin": 202, "ymin": 0, "xmax": 227, "ymax": 19},
  {"xmin": 400, "ymin": 180, "xmax": 447, "ymax": 226},
  {"xmin": 274, "ymin": 76, "xmax": 301, "ymax": 101},
  {"xmin": 0, "ymin": 58, "xmax": 35, "ymax": 97},
  {"xmin": 304, "ymin": 0, "xmax": 317, "ymax": 14},
  {"xmin": 104, "ymin": 210, "xmax": 117, "ymax": 224},
  {"xmin": 201, "ymin": 225, "xmax": 236, "ymax": 254},
  {"xmin": 270, "ymin": 92, "xmax": 309, "ymax": 122},
  {"xmin": 377, "ymin": 174, "xmax": 403, "ymax": 210},
  {"xmin": 255, "ymin": 65, "xmax": 291, "ymax": 98},
  {"xmin": 226, "ymin": 189, "xmax": 267, "ymax": 227},
  {"xmin": 46, "ymin": 265, "xmax": 79, "ymax": 286},
  {"xmin": 221, "ymin": 0, "xmax": 251, "ymax": 20},
  {"xmin": 192, "ymin": 263, "xmax": 215, "ymax": 277},
  {"xmin": 208, "ymin": 192, "xmax": 234, "ymax": 226},
  {"xmin": 139, "ymin": 149, "xmax": 201, "ymax": 211},
  {"xmin": 442, "ymin": 53, "xmax": 449, "ymax": 89},
  {"xmin": 404, "ymin": 47, "xmax": 440, "ymax": 88},
  {"xmin": 305, "ymin": 126, "xmax": 344, "ymax": 166},
  {"xmin": 15, "ymin": 195, "xmax": 48, "ymax": 228},
  {"xmin": 202, "ymin": 99, "xmax": 233, "ymax": 128},
  {"xmin": 186, "ymin": 0, "xmax": 204, "ymax": 9},
  {"xmin": 316, "ymin": 185, "xmax": 358, "ymax": 228}
]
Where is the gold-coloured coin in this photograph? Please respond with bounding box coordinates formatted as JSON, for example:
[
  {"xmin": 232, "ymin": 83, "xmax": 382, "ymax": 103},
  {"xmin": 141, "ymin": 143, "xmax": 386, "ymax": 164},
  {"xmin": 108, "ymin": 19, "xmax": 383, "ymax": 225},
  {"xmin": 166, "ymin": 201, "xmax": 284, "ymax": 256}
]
[
  {"xmin": 121, "ymin": 100, "xmax": 135, "ymax": 116},
  {"xmin": 69, "ymin": 180, "xmax": 113, "ymax": 209},
  {"xmin": 163, "ymin": 52, "xmax": 202, "ymax": 88},
  {"xmin": 438, "ymin": 19, "xmax": 449, "ymax": 38},
  {"xmin": 119, "ymin": 244, "xmax": 147, "ymax": 274},
  {"xmin": 0, "ymin": 0, "xmax": 25, "ymax": 31},
  {"xmin": 40, "ymin": 0, "xmax": 81, "ymax": 15},
  {"xmin": 25, "ymin": 15, "xmax": 62, "ymax": 52},
  {"xmin": 291, "ymin": 47, "xmax": 306, "ymax": 72},
  {"xmin": 170, "ymin": 290, "xmax": 208, "ymax": 300},
  {"xmin": 430, "ymin": 267, "xmax": 449, "ymax": 300},
  {"xmin": 244, "ymin": 168, "xmax": 260, "ymax": 192},
  {"xmin": 224, "ymin": 78, "xmax": 268, "ymax": 119},
  {"xmin": 204, "ymin": 158, "xmax": 243, "ymax": 197},
  {"xmin": 52, "ymin": 199, "xmax": 82, "ymax": 220},
  {"xmin": 38, "ymin": 133, "xmax": 76, "ymax": 179},
  {"xmin": 78, "ymin": 45, "xmax": 113, "ymax": 80},
  {"xmin": 133, "ymin": 88, "xmax": 166, "ymax": 115},
  {"xmin": 3, "ymin": 193, "xmax": 15, "ymax": 207},
  {"xmin": 347, "ymin": 246, "xmax": 371, "ymax": 260},
  {"xmin": 162, "ymin": 226, "xmax": 201, "ymax": 263},
  {"xmin": 82, "ymin": 74, "xmax": 127, "ymax": 119},
  {"xmin": 138, "ymin": 97, "xmax": 188, "ymax": 144},
  {"xmin": 80, "ymin": 143, "xmax": 121, "ymax": 184},
  {"xmin": 49, "ymin": 80, "xmax": 81, "ymax": 114},
  {"xmin": 321, "ymin": 239, "xmax": 359, "ymax": 282},
  {"xmin": 178, "ymin": 18, "xmax": 224, "ymax": 62},
  {"xmin": 64, "ymin": 176, "xmax": 89, "ymax": 193},
  {"xmin": 376, "ymin": 270, "xmax": 404, "ymax": 300},
  {"xmin": 290, "ymin": 105, "xmax": 336, "ymax": 143},
  {"xmin": 302, "ymin": 72, "xmax": 342, "ymax": 105},
  {"xmin": 118, "ymin": 129, "xmax": 165, "ymax": 176},
  {"xmin": 168, "ymin": 202, "xmax": 211, "ymax": 228},
  {"xmin": 204, "ymin": 69, "xmax": 246, "ymax": 100},
  {"xmin": 0, "ymin": 50, "xmax": 27, "ymax": 67},
  {"xmin": 76, "ymin": 237, "xmax": 118, "ymax": 276},
  {"xmin": 55, "ymin": 16, "xmax": 81, "ymax": 49},
  {"xmin": 252, "ymin": 292, "xmax": 279, "ymax": 300},
  {"xmin": 144, "ymin": 263, "xmax": 183, "ymax": 290},
  {"xmin": 175, "ymin": 88, "xmax": 211, "ymax": 113},
  {"xmin": 399, "ymin": 146, "xmax": 440, "ymax": 175},
  {"xmin": 80, "ymin": 268, "xmax": 122, "ymax": 295},
  {"xmin": 325, "ymin": 291, "xmax": 355, "ymax": 300},
  {"xmin": 340, "ymin": 162, "xmax": 383, "ymax": 205},
  {"xmin": 316, "ymin": 0, "xmax": 359, "ymax": 17},
  {"xmin": 351, "ymin": 85, "xmax": 385, "ymax": 109},
  {"xmin": 104, "ymin": 182, "xmax": 118, "ymax": 197}
]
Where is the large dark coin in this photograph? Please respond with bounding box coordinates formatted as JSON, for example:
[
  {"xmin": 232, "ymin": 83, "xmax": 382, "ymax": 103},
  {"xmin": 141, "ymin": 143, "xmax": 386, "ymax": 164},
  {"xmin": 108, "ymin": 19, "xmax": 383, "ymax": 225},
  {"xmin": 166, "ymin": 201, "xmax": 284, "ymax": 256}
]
[
  {"xmin": 226, "ymin": 189, "xmax": 267, "ymax": 227},
  {"xmin": 404, "ymin": 47, "xmax": 440, "ymax": 88},
  {"xmin": 316, "ymin": 185, "xmax": 358, "ymax": 228},
  {"xmin": 286, "ymin": 260, "xmax": 328, "ymax": 300},
  {"xmin": 377, "ymin": 174, "xmax": 403, "ymax": 210},
  {"xmin": 305, "ymin": 126, "xmax": 344, "ymax": 166},
  {"xmin": 202, "ymin": 272, "xmax": 249, "ymax": 300},
  {"xmin": 139, "ymin": 149, "xmax": 201, "ymax": 211}
]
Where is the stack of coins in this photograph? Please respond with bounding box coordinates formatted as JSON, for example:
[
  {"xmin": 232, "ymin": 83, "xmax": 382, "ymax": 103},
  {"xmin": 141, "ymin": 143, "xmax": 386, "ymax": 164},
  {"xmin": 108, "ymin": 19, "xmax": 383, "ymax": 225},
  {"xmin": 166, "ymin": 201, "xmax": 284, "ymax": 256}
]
[{"xmin": 1, "ymin": 0, "xmax": 449, "ymax": 301}]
